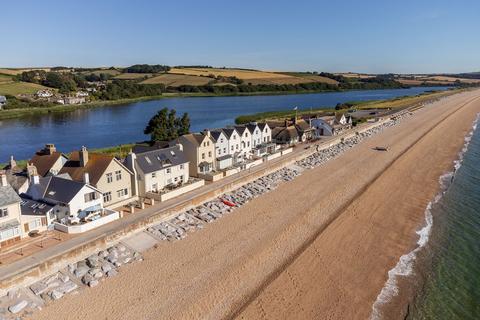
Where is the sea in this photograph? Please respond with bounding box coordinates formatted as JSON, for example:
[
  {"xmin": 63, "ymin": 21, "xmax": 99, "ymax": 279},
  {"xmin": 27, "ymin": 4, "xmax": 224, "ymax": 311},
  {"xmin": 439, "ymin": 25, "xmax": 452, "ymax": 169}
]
[{"xmin": 372, "ymin": 113, "xmax": 480, "ymax": 319}]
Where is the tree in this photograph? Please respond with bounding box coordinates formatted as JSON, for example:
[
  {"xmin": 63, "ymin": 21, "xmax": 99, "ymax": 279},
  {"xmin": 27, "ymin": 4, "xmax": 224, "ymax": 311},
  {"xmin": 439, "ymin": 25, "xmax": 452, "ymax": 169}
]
[{"xmin": 144, "ymin": 108, "xmax": 190, "ymax": 142}]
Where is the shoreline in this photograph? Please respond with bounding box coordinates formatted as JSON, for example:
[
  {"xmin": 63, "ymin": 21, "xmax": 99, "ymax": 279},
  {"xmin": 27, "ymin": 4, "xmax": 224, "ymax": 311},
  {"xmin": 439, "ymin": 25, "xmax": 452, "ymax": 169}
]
[
  {"xmin": 371, "ymin": 112, "xmax": 480, "ymax": 319},
  {"xmin": 0, "ymin": 85, "xmax": 451, "ymax": 121},
  {"xmin": 28, "ymin": 90, "xmax": 480, "ymax": 320}
]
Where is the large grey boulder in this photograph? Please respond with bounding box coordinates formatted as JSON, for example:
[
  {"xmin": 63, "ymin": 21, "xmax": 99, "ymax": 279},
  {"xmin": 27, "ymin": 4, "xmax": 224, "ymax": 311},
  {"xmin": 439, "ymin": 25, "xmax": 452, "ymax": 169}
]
[{"xmin": 8, "ymin": 300, "xmax": 28, "ymax": 314}]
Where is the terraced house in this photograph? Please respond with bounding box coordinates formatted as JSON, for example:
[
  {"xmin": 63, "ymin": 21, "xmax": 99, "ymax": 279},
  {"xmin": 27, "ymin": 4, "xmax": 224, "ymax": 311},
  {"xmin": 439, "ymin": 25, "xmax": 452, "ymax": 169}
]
[
  {"xmin": 59, "ymin": 147, "xmax": 136, "ymax": 209},
  {"xmin": 175, "ymin": 131, "xmax": 216, "ymax": 177}
]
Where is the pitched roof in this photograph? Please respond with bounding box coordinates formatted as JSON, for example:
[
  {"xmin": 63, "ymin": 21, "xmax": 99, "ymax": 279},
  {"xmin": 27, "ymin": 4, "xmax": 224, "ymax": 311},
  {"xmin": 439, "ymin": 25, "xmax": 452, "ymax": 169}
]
[
  {"xmin": 135, "ymin": 145, "xmax": 187, "ymax": 174},
  {"xmin": 234, "ymin": 125, "xmax": 247, "ymax": 135},
  {"xmin": 30, "ymin": 152, "xmax": 65, "ymax": 177},
  {"xmin": 4, "ymin": 167, "xmax": 28, "ymax": 193},
  {"xmin": 258, "ymin": 123, "xmax": 269, "ymax": 130},
  {"xmin": 0, "ymin": 185, "xmax": 21, "ymax": 207},
  {"xmin": 19, "ymin": 196, "xmax": 53, "ymax": 216},
  {"xmin": 295, "ymin": 119, "xmax": 313, "ymax": 132},
  {"xmin": 28, "ymin": 175, "xmax": 89, "ymax": 204},
  {"xmin": 272, "ymin": 126, "xmax": 299, "ymax": 141},
  {"xmin": 132, "ymin": 141, "xmax": 170, "ymax": 154},
  {"xmin": 222, "ymin": 128, "xmax": 237, "ymax": 139},
  {"xmin": 181, "ymin": 133, "xmax": 207, "ymax": 146},
  {"xmin": 210, "ymin": 130, "xmax": 225, "ymax": 142},
  {"xmin": 246, "ymin": 123, "xmax": 259, "ymax": 134},
  {"xmin": 60, "ymin": 152, "xmax": 116, "ymax": 186},
  {"xmin": 0, "ymin": 96, "xmax": 6, "ymax": 103},
  {"xmin": 335, "ymin": 113, "xmax": 345, "ymax": 122}
]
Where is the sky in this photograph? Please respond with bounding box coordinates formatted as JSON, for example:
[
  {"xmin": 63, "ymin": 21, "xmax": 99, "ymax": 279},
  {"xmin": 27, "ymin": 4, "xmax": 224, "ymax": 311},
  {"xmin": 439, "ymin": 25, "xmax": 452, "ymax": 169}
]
[{"xmin": 1, "ymin": 0, "xmax": 479, "ymax": 74}]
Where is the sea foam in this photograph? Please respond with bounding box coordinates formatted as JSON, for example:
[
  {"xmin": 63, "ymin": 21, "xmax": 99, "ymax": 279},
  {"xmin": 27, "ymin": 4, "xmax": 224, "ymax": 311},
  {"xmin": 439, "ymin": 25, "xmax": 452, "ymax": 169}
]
[{"xmin": 370, "ymin": 112, "xmax": 480, "ymax": 320}]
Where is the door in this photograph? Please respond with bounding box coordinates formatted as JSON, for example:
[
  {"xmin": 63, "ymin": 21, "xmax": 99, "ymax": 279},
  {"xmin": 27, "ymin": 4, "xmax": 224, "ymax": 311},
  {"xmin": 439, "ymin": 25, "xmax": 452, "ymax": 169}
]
[{"xmin": 24, "ymin": 223, "xmax": 30, "ymax": 233}]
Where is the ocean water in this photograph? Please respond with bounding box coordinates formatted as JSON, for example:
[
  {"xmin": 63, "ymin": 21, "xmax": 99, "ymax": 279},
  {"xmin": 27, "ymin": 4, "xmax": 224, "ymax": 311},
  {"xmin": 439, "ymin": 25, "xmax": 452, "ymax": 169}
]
[{"xmin": 408, "ymin": 115, "xmax": 480, "ymax": 319}]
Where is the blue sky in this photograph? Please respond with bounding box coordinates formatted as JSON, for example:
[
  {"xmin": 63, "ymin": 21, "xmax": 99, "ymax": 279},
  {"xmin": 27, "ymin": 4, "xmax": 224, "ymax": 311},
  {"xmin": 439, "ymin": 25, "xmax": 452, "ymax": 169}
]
[{"xmin": 1, "ymin": 0, "xmax": 479, "ymax": 73}]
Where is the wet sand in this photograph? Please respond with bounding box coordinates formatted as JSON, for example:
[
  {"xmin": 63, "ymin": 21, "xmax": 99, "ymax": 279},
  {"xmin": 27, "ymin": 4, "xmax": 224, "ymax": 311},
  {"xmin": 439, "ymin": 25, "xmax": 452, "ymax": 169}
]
[{"xmin": 33, "ymin": 90, "xmax": 480, "ymax": 320}]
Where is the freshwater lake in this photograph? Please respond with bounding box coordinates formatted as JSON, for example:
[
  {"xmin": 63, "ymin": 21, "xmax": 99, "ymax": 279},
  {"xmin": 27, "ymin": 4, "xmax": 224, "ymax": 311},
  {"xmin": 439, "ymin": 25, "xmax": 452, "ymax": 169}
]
[{"xmin": 0, "ymin": 86, "xmax": 448, "ymax": 162}]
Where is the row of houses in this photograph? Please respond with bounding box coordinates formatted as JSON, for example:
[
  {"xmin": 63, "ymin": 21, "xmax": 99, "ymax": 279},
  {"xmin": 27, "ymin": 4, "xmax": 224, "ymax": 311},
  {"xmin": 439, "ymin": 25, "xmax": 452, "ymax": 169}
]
[{"xmin": 0, "ymin": 114, "xmax": 353, "ymax": 247}]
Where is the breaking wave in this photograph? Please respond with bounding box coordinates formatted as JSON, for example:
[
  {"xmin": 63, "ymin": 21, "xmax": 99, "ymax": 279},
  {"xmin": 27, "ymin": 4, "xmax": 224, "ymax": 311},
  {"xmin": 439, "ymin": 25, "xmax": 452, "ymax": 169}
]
[{"xmin": 370, "ymin": 113, "xmax": 480, "ymax": 320}]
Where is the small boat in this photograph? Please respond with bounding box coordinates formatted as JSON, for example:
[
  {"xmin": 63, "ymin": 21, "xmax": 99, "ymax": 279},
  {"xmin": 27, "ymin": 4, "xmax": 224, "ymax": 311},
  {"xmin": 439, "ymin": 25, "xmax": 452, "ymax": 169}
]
[{"xmin": 221, "ymin": 199, "xmax": 236, "ymax": 207}]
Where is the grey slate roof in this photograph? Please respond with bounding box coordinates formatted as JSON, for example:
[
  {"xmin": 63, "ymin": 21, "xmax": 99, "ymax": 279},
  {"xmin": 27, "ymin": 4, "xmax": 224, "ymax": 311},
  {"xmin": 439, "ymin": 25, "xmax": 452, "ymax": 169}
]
[
  {"xmin": 135, "ymin": 145, "xmax": 187, "ymax": 174},
  {"xmin": 0, "ymin": 96, "xmax": 6, "ymax": 103},
  {"xmin": 210, "ymin": 130, "xmax": 224, "ymax": 142},
  {"xmin": 234, "ymin": 125, "xmax": 247, "ymax": 135},
  {"xmin": 20, "ymin": 196, "xmax": 53, "ymax": 216},
  {"xmin": 246, "ymin": 123, "xmax": 258, "ymax": 134},
  {"xmin": 222, "ymin": 128, "xmax": 237, "ymax": 139},
  {"xmin": 0, "ymin": 185, "xmax": 21, "ymax": 207},
  {"xmin": 258, "ymin": 123, "xmax": 268, "ymax": 130},
  {"xmin": 27, "ymin": 175, "xmax": 87, "ymax": 204}
]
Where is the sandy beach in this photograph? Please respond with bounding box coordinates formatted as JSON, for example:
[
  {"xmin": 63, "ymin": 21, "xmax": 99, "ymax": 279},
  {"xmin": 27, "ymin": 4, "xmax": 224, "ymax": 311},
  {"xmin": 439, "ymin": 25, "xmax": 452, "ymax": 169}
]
[{"xmin": 31, "ymin": 89, "xmax": 480, "ymax": 320}]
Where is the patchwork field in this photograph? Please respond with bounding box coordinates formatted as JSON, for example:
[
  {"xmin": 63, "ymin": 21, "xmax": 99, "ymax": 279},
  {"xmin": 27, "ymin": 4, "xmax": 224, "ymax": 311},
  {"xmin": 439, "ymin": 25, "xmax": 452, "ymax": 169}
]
[
  {"xmin": 141, "ymin": 73, "xmax": 213, "ymax": 86},
  {"xmin": 113, "ymin": 73, "xmax": 154, "ymax": 80}
]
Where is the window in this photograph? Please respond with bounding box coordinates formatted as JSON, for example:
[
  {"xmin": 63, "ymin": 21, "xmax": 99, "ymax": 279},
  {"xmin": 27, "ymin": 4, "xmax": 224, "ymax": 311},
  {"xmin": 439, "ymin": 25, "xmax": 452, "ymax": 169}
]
[
  {"xmin": 145, "ymin": 156, "xmax": 152, "ymax": 164},
  {"xmin": 202, "ymin": 153, "xmax": 205, "ymax": 160},
  {"xmin": 167, "ymin": 178, "xmax": 172, "ymax": 184},
  {"xmin": 236, "ymin": 145, "xmax": 239, "ymax": 150},
  {"xmin": 223, "ymin": 147, "xmax": 226, "ymax": 153},
  {"xmin": 106, "ymin": 173, "xmax": 113, "ymax": 183},
  {"xmin": 231, "ymin": 146, "xmax": 233, "ymax": 151},
  {"xmin": 103, "ymin": 192, "xmax": 112, "ymax": 203},
  {"xmin": 0, "ymin": 208, "xmax": 8, "ymax": 218},
  {"xmin": 152, "ymin": 183, "xmax": 158, "ymax": 191},
  {"xmin": 115, "ymin": 170, "xmax": 122, "ymax": 181},
  {"xmin": 84, "ymin": 192, "xmax": 98, "ymax": 202},
  {"xmin": 152, "ymin": 172, "xmax": 156, "ymax": 178},
  {"xmin": 166, "ymin": 168, "xmax": 171, "ymax": 174},
  {"xmin": 117, "ymin": 188, "xmax": 128, "ymax": 198},
  {"xmin": 220, "ymin": 138, "xmax": 224, "ymax": 143},
  {"xmin": 247, "ymin": 141, "xmax": 250, "ymax": 147},
  {"xmin": 180, "ymin": 164, "xmax": 184, "ymax": 170},
  {"xmin": 208, "ymin": 151, "xmax": 212, "ymax": 157}
]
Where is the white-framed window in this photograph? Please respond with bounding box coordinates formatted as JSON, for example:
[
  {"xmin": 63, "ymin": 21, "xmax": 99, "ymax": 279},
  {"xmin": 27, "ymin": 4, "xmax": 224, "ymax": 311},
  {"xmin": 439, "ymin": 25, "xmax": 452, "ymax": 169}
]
[
  {"xmin": 103, "ymin": 192, "xmax": 112, "ymax": 203},
  {"xmin": 117, "ymin": 188, "xmax": 128, "ymax": 198},
  {"xmin": 208, "ymin": 151, "xmax": 212, "ymax": 157},
  {"xmin": 152, "ymin": 172, "xmax": 156, "ymax": 178},
  {"xmin": 106, "ymin": 173, "xmax": 113, "ymax": 183},
  {"xmin": 223, "ymin": 147, "xmax": 226, "ymax": 153},
  {"xmin": 202, "ymin": 153, "xmax": 205, "ymax": 160},
  {"xmin": 180, "ymin": 164, "xmax": 184, "ymax": 170},
  {"xmin": 166, "ymin": 168, "xmax": 171, "ymax": 174},
  {"xmin": 115, "ymin": 170, "xmax": 122, "ymax": 181},
  {"xmin": 0, "ymin": 208, "xmax": 8, "ymax": 218}
]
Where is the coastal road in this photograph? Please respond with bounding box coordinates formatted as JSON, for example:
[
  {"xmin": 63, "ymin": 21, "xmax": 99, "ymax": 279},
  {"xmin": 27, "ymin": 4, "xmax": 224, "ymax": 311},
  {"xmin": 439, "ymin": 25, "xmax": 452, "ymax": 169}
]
[{"xmin": 32, "ymin": 89, "xmax": 480, "ymax": 320}]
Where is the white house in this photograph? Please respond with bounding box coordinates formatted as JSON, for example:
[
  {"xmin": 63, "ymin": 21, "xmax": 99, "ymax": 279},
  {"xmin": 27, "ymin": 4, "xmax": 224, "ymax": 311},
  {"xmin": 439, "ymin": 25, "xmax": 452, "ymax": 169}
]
[
  {"xmin": 246, "ymin": 123, "xmax": 262, "ymax": 149},
  {"xmin": 25, "ymin": 174, "xmax": 105, "ymax": 224},
  {"xmin": 0, "ymin": 96, "xmax": 6, "ymax": 110},
  {"xmin": 222, "ymin": 128, "xmax": 242, "ymax": 163},
  {"xmin": 234, "ymin": 125, "xmax": 252, "ymax": 159},
  {"xmin": 258, "ymin": 123, "xmax": 272, "ymax": 144},
  {"xmin": 210, "ymin": 130, "xmax": 233, "ymax": 170},
  {"xmin": 126, "ymin": 144, "xmax": 189, "ymax": 196},
  {"xmin": 36, "ymin": 90, "xmax": 53, "ymax": 98},
  {"xmin": 311, "ymin": 113, "xmax": 352, "ymax": 137}
]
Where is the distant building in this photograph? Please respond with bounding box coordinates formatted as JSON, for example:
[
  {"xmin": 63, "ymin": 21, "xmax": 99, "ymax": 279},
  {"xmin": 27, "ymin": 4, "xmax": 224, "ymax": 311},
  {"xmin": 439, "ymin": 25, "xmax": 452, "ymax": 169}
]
[
  {"xmin": 64, "ymin": 96, "xmax": 86, "ymax": 105},
  {"xmin": 311, "ymin": 113, "xmax": 352, "ymax": 136},
  {"xmin": 36, "ymin": 90, "xmax": 54, "ymax": 98},
  {"xmin": 75, "ymin": 91, "xmax": 89, "ymax": 98},
  {"xmin": 210, "ymin": 129, "xmax": 232, "ymax": 170},
  {"xmin": 0, "ymin": 95, "xmax": 6, "ymax": 109}
]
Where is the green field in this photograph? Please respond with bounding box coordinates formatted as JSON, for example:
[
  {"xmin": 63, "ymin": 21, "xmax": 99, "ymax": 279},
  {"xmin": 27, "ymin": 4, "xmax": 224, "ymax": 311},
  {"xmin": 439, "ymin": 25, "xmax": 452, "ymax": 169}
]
[
  {"xmin": 235, "ymin": 108, "xmax": 332, "ymax": 124},
  {"xmin": 0, "ymin": 81, "xmax": 50, "ymax": 95}
]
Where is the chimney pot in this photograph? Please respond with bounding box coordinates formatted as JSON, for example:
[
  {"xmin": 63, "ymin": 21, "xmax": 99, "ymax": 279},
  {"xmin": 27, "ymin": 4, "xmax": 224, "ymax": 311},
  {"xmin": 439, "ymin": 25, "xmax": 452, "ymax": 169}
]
[
  {"xmin": 9, "ymin": 156, "xmax": 17, "ymax": 169},
  {"xmin": 80, "ymin": 146, "xmax": 89, "ymax": 167},
  {"xmin": 83, "ymin": 172, "xmax": 90, "ymax": 184},
  {"xmin": 0, "ymin": 170, "xmax": 8, "ymax": 187},
  {"xmin": 33, "ymin": 175, "xmax": 40, "ymax": 185}
]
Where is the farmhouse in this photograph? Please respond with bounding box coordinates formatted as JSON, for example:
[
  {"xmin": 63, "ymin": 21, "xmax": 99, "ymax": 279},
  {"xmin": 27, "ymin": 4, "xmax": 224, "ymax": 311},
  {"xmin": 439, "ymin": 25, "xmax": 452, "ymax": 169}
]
[{"xmin": 59, "ymin": 147, "xmax": 136, "ymax": 209}]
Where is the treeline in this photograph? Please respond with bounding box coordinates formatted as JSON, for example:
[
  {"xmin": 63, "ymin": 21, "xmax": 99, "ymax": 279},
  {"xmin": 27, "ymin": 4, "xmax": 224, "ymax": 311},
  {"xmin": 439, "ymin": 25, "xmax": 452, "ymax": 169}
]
[
  {"xmin": 318, "ymin": 72, "xmax": 406, "ymax": 90},
  {"xmin": 0, "ymin": 95, "xmax": 54, "ymax": 110},
  {"xmin": 94, "ymin": 80, "xmax": 165, "ymax": 100},
  {"xmin": 17, "ymin": 70, "xmax": 88, "ymax": 93},
  {"xmin": 123, "ymin": 64, "xmax": 170, "ymax": 73},
  {"xmin": 168, "ymin": 82, "xmax": 339, "ymax": 94}
]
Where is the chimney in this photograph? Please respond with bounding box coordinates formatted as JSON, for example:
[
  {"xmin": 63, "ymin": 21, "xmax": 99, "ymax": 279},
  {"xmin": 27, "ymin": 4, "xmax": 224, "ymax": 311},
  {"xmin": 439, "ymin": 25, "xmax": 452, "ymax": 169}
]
[
  {"xmin": 9, "ymin": 156, "xmax": 17, "ymax": 169},
  {"xmin": 32, "ymin": 175, "xmax": 40, "ymax": 185},
  {"xmin": 284, "ymin": 120, "xmax": 289, "ymax": 127},
  {"xmin": 83, "ymin": 172, "xmax": 90, "ymax": 184},
  {"xmin": 125, "ymin": 152, "xmax": 138, "ymax": 197},
  {"xmin": 203, "ymin": 129, "xmax": 211, "ymax": 137},
  {"xmin": 27, "ymin": 163, "xmax": 38, "ymax": 178},
  {"xmin": 44, "ymin": 144, "xmax": 56, "ymax": 155},
  {"xmin": 176, "ymin": 143, "xmax": 183, "ymax": 152},
  {"xmin": 79, "ymin": 146, "xmax": 89, "ymax": 167},
  {"xmin": 0, "ymin": 170, "xmax": 8, "ymax": 187}
]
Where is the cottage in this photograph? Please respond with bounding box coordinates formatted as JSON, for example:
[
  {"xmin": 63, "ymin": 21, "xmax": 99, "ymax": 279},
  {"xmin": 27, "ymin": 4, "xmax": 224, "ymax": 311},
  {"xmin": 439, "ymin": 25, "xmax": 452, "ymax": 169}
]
[
  {"xmin": 59, "ymin": 147, "xmax": 136, "ymax": 208},
  {"xmin": 175, "ymin": 131, "xmax": 216, "ymax": 177},
  {"xmin": 271, "ymin": 126, "xmax": 300, "ymax": 145},
  {"xmin": 0, "ymin": 171, "xmax": 23, "ymax": 247},
  {"xmin": 222, "ymin": 127, "xmax": 243, "ymax": 163},
  {"xmin": 19, "ymin": 196, "xmax": 55, "ymax": 234},
  {"xmin": 125, "ymin": 144, "xmax": 189, "ymax": 196},
  {"xmin": 294, "ymin": 119, "xmax": 315, "ymax": 141},
  {"xmin": 29, "ymin": 144, "xmax": 68, "ymax": 177}
]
